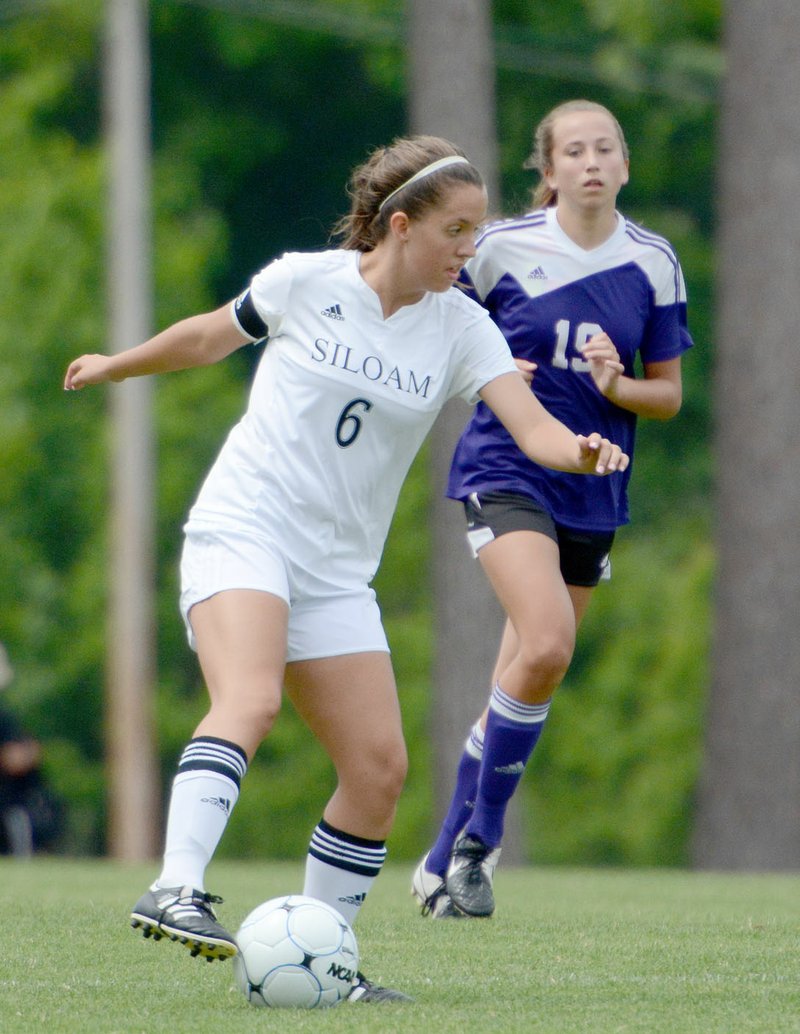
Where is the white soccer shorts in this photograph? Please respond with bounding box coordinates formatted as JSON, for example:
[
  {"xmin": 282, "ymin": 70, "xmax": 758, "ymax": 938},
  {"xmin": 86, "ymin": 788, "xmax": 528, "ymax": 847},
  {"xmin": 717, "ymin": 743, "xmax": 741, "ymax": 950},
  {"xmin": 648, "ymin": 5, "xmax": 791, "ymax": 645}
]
[{"xmin": 179, "ymin": 524, "xmax": 390, "ymax": 661}]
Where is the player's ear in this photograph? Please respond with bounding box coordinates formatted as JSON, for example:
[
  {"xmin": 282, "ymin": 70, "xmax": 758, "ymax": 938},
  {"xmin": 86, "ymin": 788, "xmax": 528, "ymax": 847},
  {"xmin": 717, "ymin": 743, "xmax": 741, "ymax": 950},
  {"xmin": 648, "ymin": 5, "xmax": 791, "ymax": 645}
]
[{"xmin": 389, "ymin": 210, "xmax": 411, "ymax": 242}]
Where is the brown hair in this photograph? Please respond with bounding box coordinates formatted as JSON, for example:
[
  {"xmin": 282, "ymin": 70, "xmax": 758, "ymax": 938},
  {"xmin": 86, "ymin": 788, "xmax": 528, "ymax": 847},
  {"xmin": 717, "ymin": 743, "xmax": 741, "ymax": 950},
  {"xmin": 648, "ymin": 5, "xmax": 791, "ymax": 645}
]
[
  {"xmin": 332, "ymin": 135, "xmax": 484, "ymax": 251},
  {"xmin": 524, "ymin": 100, "xmax": 629, "ymax": 209}
]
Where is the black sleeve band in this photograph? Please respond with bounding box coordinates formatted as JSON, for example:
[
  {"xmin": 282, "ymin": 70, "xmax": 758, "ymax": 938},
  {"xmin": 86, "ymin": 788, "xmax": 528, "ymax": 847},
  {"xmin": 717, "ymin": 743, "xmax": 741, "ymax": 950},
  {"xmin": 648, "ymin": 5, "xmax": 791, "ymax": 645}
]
[{"xmin": 232, "ymin": 288, "xmax": 268, "ymax": 340}]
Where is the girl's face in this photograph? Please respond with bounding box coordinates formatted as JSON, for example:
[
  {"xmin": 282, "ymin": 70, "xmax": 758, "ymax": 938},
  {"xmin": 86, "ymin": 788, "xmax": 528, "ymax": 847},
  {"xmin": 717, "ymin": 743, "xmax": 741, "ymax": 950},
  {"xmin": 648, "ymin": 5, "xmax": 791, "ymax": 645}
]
[
  {"xmin": 545, "ymin": 110, "xmax": 629, "ymax": 212},
  {"xmin": 399, "ymin": 182, "xmax": 487, "ymax": 294}
]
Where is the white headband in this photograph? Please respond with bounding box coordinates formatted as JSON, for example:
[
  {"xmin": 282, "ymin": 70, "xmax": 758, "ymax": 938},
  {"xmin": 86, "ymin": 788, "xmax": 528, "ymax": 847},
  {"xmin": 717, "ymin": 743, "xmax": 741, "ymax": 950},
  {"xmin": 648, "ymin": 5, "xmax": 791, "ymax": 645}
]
[{"xmin": 378, "ymin": 155, "xmax": 471, "ymax": 212}]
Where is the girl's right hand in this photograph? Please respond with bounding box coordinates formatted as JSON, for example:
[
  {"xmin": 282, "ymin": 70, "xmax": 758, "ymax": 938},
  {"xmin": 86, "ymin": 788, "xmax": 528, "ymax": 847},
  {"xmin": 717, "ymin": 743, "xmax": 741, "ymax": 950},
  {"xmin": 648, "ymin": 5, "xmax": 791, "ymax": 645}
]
[
  {"xmin": 514, "ymin": 358, "xmax": 537, "ymax": 385},
  {"xmin": 64, "ymin": 354, "xmax": 114, "ymax": 391}
]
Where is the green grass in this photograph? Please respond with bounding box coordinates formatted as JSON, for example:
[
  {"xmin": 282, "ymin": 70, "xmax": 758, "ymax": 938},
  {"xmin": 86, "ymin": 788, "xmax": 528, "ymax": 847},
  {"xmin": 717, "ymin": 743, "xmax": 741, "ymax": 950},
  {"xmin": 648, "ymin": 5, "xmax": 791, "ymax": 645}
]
[{"xmin": 1, "ymin": 859, "xmax": 797, "ymax": 1033}]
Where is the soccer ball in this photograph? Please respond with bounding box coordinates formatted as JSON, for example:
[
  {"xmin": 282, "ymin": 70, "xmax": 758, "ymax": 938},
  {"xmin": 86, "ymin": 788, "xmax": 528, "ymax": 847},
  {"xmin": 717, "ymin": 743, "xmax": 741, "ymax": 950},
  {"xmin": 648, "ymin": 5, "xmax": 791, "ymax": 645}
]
[{"xmin": 232, "ymin": 895, "xmax": 359, "ymax": 1009}]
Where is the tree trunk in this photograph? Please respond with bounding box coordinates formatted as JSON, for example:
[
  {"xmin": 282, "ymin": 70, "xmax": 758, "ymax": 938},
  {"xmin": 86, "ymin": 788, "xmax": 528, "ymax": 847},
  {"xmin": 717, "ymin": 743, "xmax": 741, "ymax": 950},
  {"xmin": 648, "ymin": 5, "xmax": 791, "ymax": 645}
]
[
  {"xmin": 407, "ymin": 0, "xmax": 524, "ymax": 863},
  {"xmin": 104, "ymin": 0, "xmax": 160, "ymax": 860},
  {"xmin": 693, "ymin": 0, "xmax": 800, "ymax": 870}
]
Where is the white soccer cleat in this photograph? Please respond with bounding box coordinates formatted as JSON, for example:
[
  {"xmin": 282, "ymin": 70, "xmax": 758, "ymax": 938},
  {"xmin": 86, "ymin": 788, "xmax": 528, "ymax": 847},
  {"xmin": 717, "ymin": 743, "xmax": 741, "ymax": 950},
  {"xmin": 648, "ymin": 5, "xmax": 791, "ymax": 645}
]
[{"xmin": 411, "ymin": 853, "xmax": 465, "ymax": 918}]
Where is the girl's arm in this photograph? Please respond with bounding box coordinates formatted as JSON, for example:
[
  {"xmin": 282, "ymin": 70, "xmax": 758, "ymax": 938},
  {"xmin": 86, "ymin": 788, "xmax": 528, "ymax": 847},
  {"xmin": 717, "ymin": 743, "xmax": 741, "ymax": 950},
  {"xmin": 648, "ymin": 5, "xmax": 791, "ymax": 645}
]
[
  {"xmin": 64, "ymin": 302, "xmax": 251, "ymax": 391},
  {"xmin": 583, "ymin": 333, "xmax": 683, "ymax": 420},
  {"xmin": 478, "ymin": 371, "xmax": 629, "ymax": 475}
]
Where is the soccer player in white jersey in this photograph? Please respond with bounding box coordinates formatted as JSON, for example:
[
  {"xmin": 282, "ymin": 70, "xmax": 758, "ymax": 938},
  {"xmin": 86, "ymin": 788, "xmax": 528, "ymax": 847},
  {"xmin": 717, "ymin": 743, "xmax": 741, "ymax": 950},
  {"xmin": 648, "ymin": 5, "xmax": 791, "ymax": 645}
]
[
  {"xmin": 412, "ymin": 101, "xmax": 693, "ymax": 920},
  {"xmin": 64, "ymin": 133, "xmax": 628, "ymax": 1001}
]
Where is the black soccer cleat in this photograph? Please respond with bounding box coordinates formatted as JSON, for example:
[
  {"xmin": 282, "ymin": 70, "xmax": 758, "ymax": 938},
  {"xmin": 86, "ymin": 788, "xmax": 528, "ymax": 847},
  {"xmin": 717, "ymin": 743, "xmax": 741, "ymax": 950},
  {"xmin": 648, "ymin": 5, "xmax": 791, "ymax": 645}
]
[
  {"xmin": 130, "ymin": 884, "xmax": 238, "ymax": 962},
  {"xmin": 347, "ymin": 971, "xmax": 414, "ymax": 1003},
  {"xmin": 445, "ymin": 834, "xmax": 501, "ymax": 918}
]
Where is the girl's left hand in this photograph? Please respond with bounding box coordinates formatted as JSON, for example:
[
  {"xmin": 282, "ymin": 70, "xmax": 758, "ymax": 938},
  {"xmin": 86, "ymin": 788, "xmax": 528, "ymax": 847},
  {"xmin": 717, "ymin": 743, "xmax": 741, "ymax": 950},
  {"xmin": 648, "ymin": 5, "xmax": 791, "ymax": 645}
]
[{"xmin": 575, "ymin": 433, "xmax": 629, "ymax": 476}]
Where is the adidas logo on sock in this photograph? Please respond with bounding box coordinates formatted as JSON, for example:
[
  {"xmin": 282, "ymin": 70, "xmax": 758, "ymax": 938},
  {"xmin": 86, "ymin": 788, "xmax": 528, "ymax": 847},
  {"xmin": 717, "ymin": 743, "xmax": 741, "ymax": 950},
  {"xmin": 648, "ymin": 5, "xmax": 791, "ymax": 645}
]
[
  {"xmin": 201, "ymin": 795, "xmax": 231, "ymax": 814},
  {"xmin": 338, "ymin": 892, "xmax": 367, "ymax": 906},
  {"xmin": 321, "ymin": 302, "xmax": 344, "ymax": 320},
  {"xmin": 527, "ymin": 265, "xmax": 547, "ymax": 280},
  {"xmin": 494, "ymin": 761, "xmax": 525, "ymax": 775}
]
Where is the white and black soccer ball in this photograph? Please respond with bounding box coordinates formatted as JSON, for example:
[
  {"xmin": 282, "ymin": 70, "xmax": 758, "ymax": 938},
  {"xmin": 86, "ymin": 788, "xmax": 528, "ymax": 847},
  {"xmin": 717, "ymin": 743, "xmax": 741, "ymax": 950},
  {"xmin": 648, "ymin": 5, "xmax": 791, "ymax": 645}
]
[{"xmin": 232, "ymin": 895, "xmax": 359, "ymax": 1009}]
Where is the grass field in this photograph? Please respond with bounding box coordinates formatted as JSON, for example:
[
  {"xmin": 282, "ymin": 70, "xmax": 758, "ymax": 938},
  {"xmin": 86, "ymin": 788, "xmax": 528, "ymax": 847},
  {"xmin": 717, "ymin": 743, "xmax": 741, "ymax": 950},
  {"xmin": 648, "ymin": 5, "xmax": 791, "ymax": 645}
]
[{"xmin": 1, "ymin": 858, "xmax": 797, "ymax": 1033}]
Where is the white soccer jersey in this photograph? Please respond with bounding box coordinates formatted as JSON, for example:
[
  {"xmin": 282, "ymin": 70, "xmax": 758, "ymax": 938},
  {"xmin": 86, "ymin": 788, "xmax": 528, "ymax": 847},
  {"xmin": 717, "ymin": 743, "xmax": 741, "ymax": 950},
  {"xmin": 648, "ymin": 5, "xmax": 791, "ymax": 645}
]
[{"xmin": 185, "ymin": 248, "xmax": 517, "ymax": 590}]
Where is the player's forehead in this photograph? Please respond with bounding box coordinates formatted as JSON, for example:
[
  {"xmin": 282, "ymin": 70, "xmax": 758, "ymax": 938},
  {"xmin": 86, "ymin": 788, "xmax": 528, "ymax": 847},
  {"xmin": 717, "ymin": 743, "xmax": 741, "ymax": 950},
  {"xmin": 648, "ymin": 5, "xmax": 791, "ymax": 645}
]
[
  {"xmin": 552, "ymin": 110, "xmax": 621, "ymax": 149},
  {"xmin": 424, "ymin": 181, "xmax": 487, "ymax": 224}
]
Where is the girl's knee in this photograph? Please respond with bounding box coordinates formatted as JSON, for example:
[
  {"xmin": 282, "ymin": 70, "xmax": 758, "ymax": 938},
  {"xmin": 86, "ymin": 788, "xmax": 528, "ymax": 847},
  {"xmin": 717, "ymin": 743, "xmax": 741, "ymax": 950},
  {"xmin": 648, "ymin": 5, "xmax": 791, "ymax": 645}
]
[
  {"xmin": 386, "ymin": 742, "xmax": 409, "ymax": 796},
  {"xmin": 205, "ymin": 690, "xmax": 281, "ymax": 748},
  {"xmin": 516, "ymin": 634, "xmax": 574, "ymax": 690},
  {"xmin": 357, "ymin": 739, "xmax": 408, "ymax": 808}
]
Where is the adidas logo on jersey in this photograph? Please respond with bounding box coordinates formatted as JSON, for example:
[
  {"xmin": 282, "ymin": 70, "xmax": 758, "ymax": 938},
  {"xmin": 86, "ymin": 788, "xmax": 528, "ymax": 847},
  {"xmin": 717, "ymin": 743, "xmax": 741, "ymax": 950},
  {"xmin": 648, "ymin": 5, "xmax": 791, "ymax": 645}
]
[
  {"xmin": 527, "ymin": 265, "xmax": 547, "ymax": 280},
  {"xmin": 321, "ymin": 302, "xmax": 344, "ymax": 320}
]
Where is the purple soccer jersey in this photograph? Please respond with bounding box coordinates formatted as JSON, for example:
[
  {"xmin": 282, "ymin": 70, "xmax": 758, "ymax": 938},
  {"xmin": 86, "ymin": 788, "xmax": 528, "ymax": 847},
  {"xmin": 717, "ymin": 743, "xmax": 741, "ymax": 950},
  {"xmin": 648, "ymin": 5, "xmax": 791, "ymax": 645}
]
[{"xmin": 448, "ymin": 206, "xmax": 693, "ymax": 530}]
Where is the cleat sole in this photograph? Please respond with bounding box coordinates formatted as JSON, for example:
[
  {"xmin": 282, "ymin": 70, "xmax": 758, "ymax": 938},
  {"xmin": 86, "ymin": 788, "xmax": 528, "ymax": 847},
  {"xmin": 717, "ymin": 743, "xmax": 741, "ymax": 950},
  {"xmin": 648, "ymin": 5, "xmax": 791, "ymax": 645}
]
[{"xmin": 130, "ymin": 915, "xmax": 237, "ymax": 961}]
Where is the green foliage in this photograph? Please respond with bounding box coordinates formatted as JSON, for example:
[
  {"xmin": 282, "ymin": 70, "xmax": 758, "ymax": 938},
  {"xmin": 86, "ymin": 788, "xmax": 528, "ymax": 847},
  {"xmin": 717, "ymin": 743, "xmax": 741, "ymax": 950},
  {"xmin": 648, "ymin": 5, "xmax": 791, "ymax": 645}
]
[
  {"xmin": 0, "ymin": 0, "xmax": 719, "ymax": 865},
  {"xmin": 0, "ymin": 2, "xmax": 108, "ymax": 843}
]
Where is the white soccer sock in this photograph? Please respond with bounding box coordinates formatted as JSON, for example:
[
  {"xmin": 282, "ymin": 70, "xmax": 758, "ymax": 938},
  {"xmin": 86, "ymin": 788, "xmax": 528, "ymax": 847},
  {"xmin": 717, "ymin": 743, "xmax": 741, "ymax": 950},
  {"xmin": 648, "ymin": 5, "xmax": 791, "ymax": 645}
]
[
  {"xmin": 156, "ymin": 737, "xmax": 247, "ymax": 891},
  {"xmin": 303, "ymin": 819, "xmax": 387, "ymax": 927}
]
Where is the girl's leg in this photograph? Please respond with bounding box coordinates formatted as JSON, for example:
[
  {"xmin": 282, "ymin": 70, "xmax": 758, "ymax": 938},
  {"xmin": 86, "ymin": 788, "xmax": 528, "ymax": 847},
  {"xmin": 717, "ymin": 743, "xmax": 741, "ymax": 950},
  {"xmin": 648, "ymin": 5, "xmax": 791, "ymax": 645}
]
[
  {"xmin": 285, "ymin": 651, "xmax": 406, "ymax": 926},
  {"xmin": 131, "ymin": 589, "xmax": 288, "ymax": 960},
  {"xmin": 286, "ymin": 651, "xmax": 413, "ymax": 1001},
  {"xmin": 443, "ymin": 533, "xmax": 593, "ymax": 915},
  {"xmin": 425, "ymin": 533, "xmax": 570, "ymax": 880}
]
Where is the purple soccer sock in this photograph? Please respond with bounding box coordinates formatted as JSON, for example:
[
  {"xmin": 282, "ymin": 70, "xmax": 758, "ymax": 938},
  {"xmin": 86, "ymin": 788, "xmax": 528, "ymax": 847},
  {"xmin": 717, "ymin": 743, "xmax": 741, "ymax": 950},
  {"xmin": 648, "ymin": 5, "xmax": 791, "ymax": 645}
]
[
  {"xmin": 426, "ymin": 721, "xmax": 484, "ymax": 877},
  {"xmin": 465, "ymin": 684, "xmax": 550, "ymax": 849}
]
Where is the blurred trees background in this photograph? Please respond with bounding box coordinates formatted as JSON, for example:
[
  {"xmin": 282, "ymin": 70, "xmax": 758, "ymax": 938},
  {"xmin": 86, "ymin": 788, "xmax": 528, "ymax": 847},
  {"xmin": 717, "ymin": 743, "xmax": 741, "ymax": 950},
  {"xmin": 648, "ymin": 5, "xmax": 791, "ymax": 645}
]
[{"xmin": 0, "ymin": 0, "xmax": 719, "ymax": 864}]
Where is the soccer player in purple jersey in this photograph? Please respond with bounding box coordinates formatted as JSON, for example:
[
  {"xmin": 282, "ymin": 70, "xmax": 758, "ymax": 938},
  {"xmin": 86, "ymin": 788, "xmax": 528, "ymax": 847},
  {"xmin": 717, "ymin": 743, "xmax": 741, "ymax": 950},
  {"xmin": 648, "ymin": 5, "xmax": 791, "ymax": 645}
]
[{"xmin": 412, "ymin": 100, "xmax": 693, "ymax": 919}]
